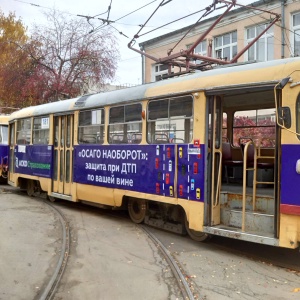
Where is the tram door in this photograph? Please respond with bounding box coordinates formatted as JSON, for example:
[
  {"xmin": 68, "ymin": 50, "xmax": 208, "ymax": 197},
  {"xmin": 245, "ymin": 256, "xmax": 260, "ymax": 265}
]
[
  {"xmin": 52, "ymin": 115, "xmax": 73, "ymax": 195},
  {"xmin": 207, "ymin": 96, "xmax": 222, "ymax": 226}
]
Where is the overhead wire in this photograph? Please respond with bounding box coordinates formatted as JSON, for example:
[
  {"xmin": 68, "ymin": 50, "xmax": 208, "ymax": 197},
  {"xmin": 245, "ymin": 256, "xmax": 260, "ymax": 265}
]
[
  {"xmin": 137, "ymin": 7, "xmax": 210, "ymax": 38},
  {"xmin": 113, "ymin": 0, "xmax": 158, "ymax": 22},
  {"xmin": 12, "ymin": 0, "xmax": 300, "ymax": 59},
  {"xmin": 232, "ymin": 0, "xmax": 300, "ymax": 57},
  {"xmin": 106, "ymin": 0, "xmax": 112, "ymax": 22},
  {"xmin": 76, "ymin": 0, "xmax": 160, "ymax": 40},
  {"xmin": 245, "ymin": 7, "xmax": 296, "ymax": 57},
  {"xmin": 166, "ymin": 3, "xmax": 229, "ymax": 56},
  {"xmin": 284, "ymin": 29, "xmax": 293, "ymax": 56},
  {"xmin": 12, "ymin": 0, "xmax": 171, "ymax": 42},
  {"xmin": 13, "ymin": 0, "xmax": 77, "ymax": 16}
]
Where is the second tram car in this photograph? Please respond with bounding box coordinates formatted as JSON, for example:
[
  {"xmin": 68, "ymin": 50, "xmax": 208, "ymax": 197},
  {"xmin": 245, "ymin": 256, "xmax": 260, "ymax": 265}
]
[
  {"xmin": 7, "ymin": 57, "xmax": 300, "ymax": 249},
  {"xmin": 0, "ymin": 114, "xmax": 9, "ymax": 181}
]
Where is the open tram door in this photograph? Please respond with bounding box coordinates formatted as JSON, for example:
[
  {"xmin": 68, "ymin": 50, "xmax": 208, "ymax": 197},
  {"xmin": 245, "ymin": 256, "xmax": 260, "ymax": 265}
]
[
  {"xmin": 51, "ymin": 114, "xmax": 74, "ymax": 199},
  {"xmin": 206, "ymin": 96, "xmax": 223, "ymax": 227},
  {"xmin": 204, "ymin": 84, "xmax": 282, "ymax": 246}
]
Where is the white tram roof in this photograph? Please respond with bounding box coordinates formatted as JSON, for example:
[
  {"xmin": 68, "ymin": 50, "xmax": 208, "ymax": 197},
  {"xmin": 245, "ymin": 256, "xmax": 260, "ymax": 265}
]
[{"xmin": 9, "ymin": 57, "xmax": 300, "ymax": 121}]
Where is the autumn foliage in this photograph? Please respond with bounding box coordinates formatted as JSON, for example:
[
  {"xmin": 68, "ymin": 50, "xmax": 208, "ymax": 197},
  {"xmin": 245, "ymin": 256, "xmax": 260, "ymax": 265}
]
[
  {"xmin": 0, "ymin": 9, "xmax": 119, "ymax": 108},
  {"xmin": 231, "ymin": 115, "xmax": 276, "ymax": 147},
  {"xmin": 0, "ymin": 11, "xmax": 32, "ymax": 110}
]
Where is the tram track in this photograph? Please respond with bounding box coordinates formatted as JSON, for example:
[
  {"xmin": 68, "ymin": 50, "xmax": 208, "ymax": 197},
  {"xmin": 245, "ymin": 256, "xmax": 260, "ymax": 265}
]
[
  {"xmin": 0, "ymin": 186, "xmax": 71, "ymax": 299},
  {"xmin": 14, "ymin": 189, "xmax": 194, "ymax": 300},
  {"xmin": 34, "ymin": 195, "xmax": 195, "ymax": 300},
  {"xmin": 98, "ymin": 208, "xmax": 197, "ymax": 299},
  {"xmin": 38, "ymin": 199, "xmax": 70, "ymax": 300},
  {"xmin": 141, "ymin": 225, "xmax": 196, "ymax": 300},
  {"xmin": 4, "ymin": 187, "xmax": 300, "ymax": 299}
]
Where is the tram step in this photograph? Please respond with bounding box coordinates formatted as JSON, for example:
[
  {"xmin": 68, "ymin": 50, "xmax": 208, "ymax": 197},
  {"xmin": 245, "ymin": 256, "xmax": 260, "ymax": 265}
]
[
  {"xmin": 203, "ymin": 226, "xmax": 278, "ymax": 247},
  {"xmin": 220, "ymin": 192, "xmax": 274, "ymax": 215},
  {"xmin": 220, "ymin": 208, "xmax": 274, "ymax": 234}
]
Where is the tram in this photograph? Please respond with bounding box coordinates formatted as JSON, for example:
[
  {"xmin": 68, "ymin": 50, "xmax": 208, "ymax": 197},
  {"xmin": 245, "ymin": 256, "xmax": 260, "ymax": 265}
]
[
  {"xmin": 7, "ymin": 57, "xmax": 300, "ymax": 249},
  {"xmin": 0, "ymin": 114, "xmax": 9, "ymax": 181}
]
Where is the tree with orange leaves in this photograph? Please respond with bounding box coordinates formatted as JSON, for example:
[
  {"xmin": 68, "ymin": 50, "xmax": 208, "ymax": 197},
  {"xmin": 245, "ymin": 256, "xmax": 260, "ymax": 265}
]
[{"xmin": 0, "ymin": 10, "xmax": 34, "ymax": 111}]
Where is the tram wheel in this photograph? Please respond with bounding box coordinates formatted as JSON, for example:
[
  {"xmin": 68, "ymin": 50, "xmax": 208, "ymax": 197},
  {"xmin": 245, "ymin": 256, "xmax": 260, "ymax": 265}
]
[
  {"xmin": 184, "ymin": 215, "xmax": 210, "ymax": 242},
  {"xmin": 26, "ymin": 180, "xmax": 35, "ymax": 197},
  {"xmin": 128, "ymin": 198, "xmax": 146, "ymax": 224}
]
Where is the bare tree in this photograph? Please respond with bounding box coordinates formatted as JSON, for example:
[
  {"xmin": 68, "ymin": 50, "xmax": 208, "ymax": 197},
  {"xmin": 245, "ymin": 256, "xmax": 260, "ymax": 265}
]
[{"xmin": 25, "ymin": 9, "xmax": 119, "ymax": 103}]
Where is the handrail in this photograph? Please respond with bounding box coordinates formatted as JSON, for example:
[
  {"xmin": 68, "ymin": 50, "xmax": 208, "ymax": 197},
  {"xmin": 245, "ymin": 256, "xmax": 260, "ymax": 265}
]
[
  {"xmin": 213, "ymin": 149, "xmax": 222, "ymax": 207},
  {"xmin": 242, "ymin": 140, "xmax": 255, "ymax": 232},
  {"xmin": 242, "ymin": 140, "xmax": 275, "ymax": 231},
  {"xmin": 253, "ymin": 142, "xmax": 275, "ymax": 209}
]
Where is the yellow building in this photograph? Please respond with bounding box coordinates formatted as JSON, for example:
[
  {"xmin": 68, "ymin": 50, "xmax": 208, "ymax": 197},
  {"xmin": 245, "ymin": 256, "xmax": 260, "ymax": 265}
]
[{"xmin": 139, "ymin": 0, "xmax": 300, "ymax": 83}]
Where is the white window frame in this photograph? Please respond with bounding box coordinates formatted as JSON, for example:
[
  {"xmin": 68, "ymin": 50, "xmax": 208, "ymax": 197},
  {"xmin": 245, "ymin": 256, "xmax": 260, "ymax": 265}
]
[
  {"xmin": 187, "ymin": 40, "xmax": 207, "ymax": 64},
  {"xmin": 214, "ymin": 31, "xmax": 237, "ymax": 61},
  {"xmin": 151, "ymin": 63, "xmax": 174, "ymax": 82},
  {"xmin": 245, "ymin": 23, "xmax": 274, "ymax": 62},
  {"xmin": 194, "ymin": 40, "xmax": 207, "ymax": 56},
  {"xmin": 292, "ymin": 12, "xmax": 300, "ymax": 57}
]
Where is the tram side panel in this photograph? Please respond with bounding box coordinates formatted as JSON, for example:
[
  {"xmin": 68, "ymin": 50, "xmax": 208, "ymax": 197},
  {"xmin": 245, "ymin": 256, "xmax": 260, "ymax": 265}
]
[
  {"xmin": 0, "ymin": 144, "xmax": 9, "ymax": 180},
  {"xmin": 73, "ymin": 144, "xmax": 176, "ymax": 198},
  {"xmin": 279, "ymin": 144, "xmax": 300, "ymax": 248},
  {"xmin": 73, "ymin": 144, "xmax": 205, "ymax": 200},
  {"xmin": 177, "ymin": 144, "xmax": 205, "ymax": 201},
  {"xmin": 13, "ymin": 144, "xmax": 53, "ymax": 191},
  {"xmin": 73, "ymin": 143, "xmax": 206, "ymax": 230}
]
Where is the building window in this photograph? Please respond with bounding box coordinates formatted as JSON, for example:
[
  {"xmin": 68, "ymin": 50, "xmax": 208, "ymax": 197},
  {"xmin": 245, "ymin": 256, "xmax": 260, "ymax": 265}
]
[
  {"xmin": 152, "ymin": 64, "xmax": 174, "ymax": 82},
  {"xmin": 246, "ymin": 23, "xmax": 274, "ymax": 62},
  {"xmin": 292, "ymin": 12, "xmax": 300, "ymax": 57},
  {"xmin": 78, "ymin": 109, "xmax": 105, "ymax": 144},
  {"xmin": 214, "ymin": 31, "xmax": 237, "ymax": 60},
  {"xmin": 195, "ymin": 40, "xmax": 207, "ymax": 56},
  {"xmin": 187, "ymin": 40, "xmax": 207, "ymax": 63}
]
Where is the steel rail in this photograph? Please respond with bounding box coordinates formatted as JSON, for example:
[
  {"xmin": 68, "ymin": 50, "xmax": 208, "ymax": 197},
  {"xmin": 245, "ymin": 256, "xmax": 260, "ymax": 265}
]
[
  {"xmin": 38, "ymin": 200, "xmax": 70, "ymax": 300},
  {"xmin": 141, "ymin": 225, "xmax": 195, "ymax": 300}
]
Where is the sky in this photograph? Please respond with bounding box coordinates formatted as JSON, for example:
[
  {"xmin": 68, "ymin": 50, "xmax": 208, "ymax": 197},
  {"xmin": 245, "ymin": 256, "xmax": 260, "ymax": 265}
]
[{"xmin": 1, "ymin": 0, "xmax": 254, "ymax": 86}]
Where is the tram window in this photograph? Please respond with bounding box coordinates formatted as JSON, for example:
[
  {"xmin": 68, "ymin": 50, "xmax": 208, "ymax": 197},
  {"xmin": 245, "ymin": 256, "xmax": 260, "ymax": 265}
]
[
  {"xmin": 78, "ymin": 109, "xmax": 105, "ymax": 144},
  {"xmin": 54, "ymin": 117, "xmax": 59, "ymax": 147},
  {"xmin": 108, "ymin": 104, "xmax": 142, "ymax": 144},
  {"xmin": 33, "ymin": 116, "xmax": 50, "ymax": 144},
  {"xmin": 148, "ymin": 99, "xmax": 168, "ymax": 120},
  {"xmin": 170, "ymin": 97, "xmax": 192, "ymax": 118},
  {"xmin": 9, "ymin": 123, "xmax": 15, "ymax": 146},
  {"xmin": 222, "ymin": 113, "xmax": 228, "ymax": 141},
  {"xmin": 16, "ymin": 118, "xmax": 31, "ymax": 145},
  {"xmin": 67, "ymin": 115, "xmax": 72, "ymax": 148},
  {"xmin": 233, "ymin": 108, "xmax": 276, "ymax": 147},
  {"xmin": 0, "ymin": 125, "xmax": 8, "ymax": 144},
  {"xmin": 147, "ymin": 95, "xmax": 193, "ymax": 144},
  {"xmin": 296, "ymin": 94, "xmax": 300, "ymax": 139}
]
